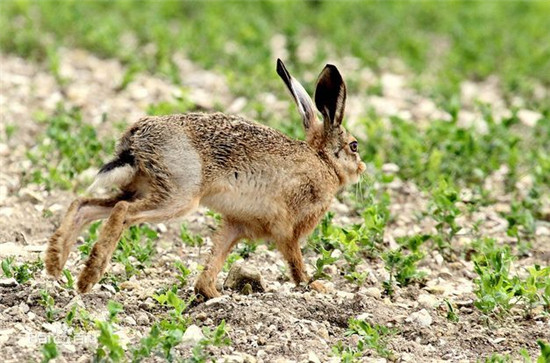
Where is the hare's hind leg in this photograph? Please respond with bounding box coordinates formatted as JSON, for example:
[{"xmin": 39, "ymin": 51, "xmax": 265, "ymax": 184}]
[
  {"xmin": 45, "ymin": 196, "xmax": 122, "ymax": 278},
  {"xmin": 195, "ymin": 220, "xmax": 243, "ymax": 299},
  {"xmin": 76, "ymin": 196, "xmax": 200, "ymax": 293}
]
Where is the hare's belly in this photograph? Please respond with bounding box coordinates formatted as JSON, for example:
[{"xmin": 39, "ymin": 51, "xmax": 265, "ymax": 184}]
[{"xmin": 200, "ymin": 172, "xmax": 287, "ymax": 220}]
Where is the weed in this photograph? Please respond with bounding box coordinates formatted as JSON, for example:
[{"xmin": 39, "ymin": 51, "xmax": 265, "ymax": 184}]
[
  {"xmin": 223, "ymin": 253, "xmax": 243, "ymax": 272},
  {"xmin": 114, "ymin": 224, "xmax": 158, "ymax": 278},
  {"xmin": 429, "ymin": 179, "xmax": 461, "ymax": 256},
  {"xmin": 445, "ymin": 299, "xmax": 459, "ymax": 323},
  {"xmin": 313, "ymin": 247, "xmax": 339, "ymax": 280},
  {"xmin": 94, "ymin": 301, "xmax": 125, "ymax": 362},
  {"xmin": 472, "ymin": 238, "xmax": 549, "ymax": 315},
  {"xmin": 382, "ymin": 248, "xmax": 426, "ymax": 297},
  {"xmin": 2, "ymin": 257, "xmax": 44, "ymax": 284},
  {"xmin": 174, "ymin": 261, "xmax": 191, "ymax": 288},
  {"xmin": 39, "ymin": 290, "xmax": 59, "ymax": 323},
  {"xmin": 41, "ymin": 337, "xmax": 58, "ymax": 363},
  {"xmin": 333, "ymin": 319, "xmax": 395, "ymax": 360},
  {"xmin": 62, "ymin": 269, "xmax": 75, "ymax": 290},
  {"xmin": 25, "ymin": 104, "xmax": 115, "ymax": 191},
  {"xmin": 180, "ymin": 224, "xmax": 204, "ymax": 248}
]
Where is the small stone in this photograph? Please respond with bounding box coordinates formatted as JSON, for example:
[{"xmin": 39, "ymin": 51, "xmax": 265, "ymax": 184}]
[
  {"xmin": 425, "ymin": 285, "xmax": 446, "ymax": 295},
  {"xmin": 406, "ymin": 309, "xmax": 433, "ymax": 328},
  {"xmin": 417, "ymin": 294, "xmax": 439, "ymax": 309},
  {"xmin": 0, "ymin": 278, "xmax": 18, "ymax": 287},
  {"xmin": 491, "ymin": 337, "xmax": 506, "ymax": 344},
  {"xmin": 181, "ymin": 324, "xmax": 205, "ymax": 346},
  {"xmin": 136, "ymin": 313, "xmax": 149, "ymax": 325},
  {"xmin": 308, "ymin": 351, "xmax": 321, "ymax": 363},
  {"xmin": 224, "ymin": 263, "xmax": 266, "ymax": 293},
  {"xmin": 156, "ymin": 223, "xmax": 168, "ymax": 234},
  {"xmin": 205, "ymin": 296, "xmax": 229, "ymax": 306},
  {"xmin": 27, "ymin": 311, "xmax": 36, "ymax": 321},
  {"xmin": 124, "ymin": 316, "xmax": 136, "ymax": 326},
  {"xmin": 363, "ymin": 287, "xmax": 381, "ymax": 300},
  {"xmin": 19, "ymin": 302, "xmax": 30, "ymax": 314},
  {"xmin": 316, "ymin": 326, "xmax": 329, "ymax": 340},
  {"xmin": 119, "ymin": 281, "xmax": 139, "ymax": 290}
]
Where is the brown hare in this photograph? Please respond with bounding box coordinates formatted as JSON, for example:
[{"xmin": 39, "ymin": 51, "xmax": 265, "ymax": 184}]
[{"xmin": 45, "ymin": 59, "xmax": 366, "ymax": 298}]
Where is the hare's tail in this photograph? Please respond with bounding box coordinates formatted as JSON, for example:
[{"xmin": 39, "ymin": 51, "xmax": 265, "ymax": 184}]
[{"xmin": 87, "ymin": 149, "xmax": 136, "ymax": 193}]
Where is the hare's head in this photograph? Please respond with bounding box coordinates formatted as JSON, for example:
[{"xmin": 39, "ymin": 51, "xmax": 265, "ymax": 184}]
[{"xmin": 277, "ymin": 59, "xmax": 366, "ymax": 185}]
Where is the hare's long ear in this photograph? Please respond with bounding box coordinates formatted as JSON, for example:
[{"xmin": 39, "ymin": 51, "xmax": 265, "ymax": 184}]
[
  {"xmin": 276, "ymin": 59, "xmax": 316, "ymax": 130},
  {"xmin": 315, "ymin": 64, "xmax": 346, "ymax": 130}
]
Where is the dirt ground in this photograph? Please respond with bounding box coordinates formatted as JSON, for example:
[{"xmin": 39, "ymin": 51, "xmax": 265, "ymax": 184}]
[{"xmin": 0, "ymin": 49, "xmax": 549, "ymax": 362}]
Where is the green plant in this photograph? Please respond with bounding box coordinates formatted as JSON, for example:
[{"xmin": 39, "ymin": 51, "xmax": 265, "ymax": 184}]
[
  {"xmin": 94, "ymin": 301, "xmax": 125, "ymax": 362},
  {"xmin": 186, "ymin": 320, "xmax": 231, "ymax": 363},
  {"xmin": 133, "ymin": 289, "xmax": 195, "ymax": 361},
  {"xmin": 114, "ymin": 224, "xmax": 158, "ymax": 278},
  {"xmin": 62, "ymin": 269, "xmax": 75, "ymax": 289},
  {"xmin": 445, "ymin": 299, "xmax": 459, "ymax": 323},
  {"xmin": 429, "ymin": 179, "xmax": 461, "ymax": 256},
  {"xmin": 180, "ymin": 224, "xmax": 204, "ymax": 248},
  {"xmin": 39, "ymin": 290, "xmax": 59, "ymax": 323},
  {"xmin": 2, "ymin": 257, "xmax": 44, "ymax": 284},
  {"xmin": 223, "ymin": 253, "xmax": 242, "ymax": 272},
  {"xmin": 333, "ymin": 319, "xmax": 395, "ymax": 360},
  {"xmin": 174, "ymin": 261, "xmax": 191, "ymax": 287},
  {"xmin": 25, "ymin": 104, "xmax": 115, "ymax": 190},
  {"xmin": 313, "ymin": 247, "xmax": 339, "ymax": 280},
  {"xmin": 41, "ymin": 337, "xmax": 59, "ymax": 363},
  {"xmin": 382, "ymin": 248, "xmax": 426, "ymax": 297}
]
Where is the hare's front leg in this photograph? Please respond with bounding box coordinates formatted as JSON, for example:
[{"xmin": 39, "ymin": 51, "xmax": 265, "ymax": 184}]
[
  {"xmin": 195, "ymin": 221, "xmax": 243, "ymax": 299},
  {"xmin": 277, "ymin": 238, "xmax": 327, "ymax": 293}
]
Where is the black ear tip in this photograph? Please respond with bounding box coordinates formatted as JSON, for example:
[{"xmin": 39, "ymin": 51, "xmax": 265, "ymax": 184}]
[{"xmin": 276, "ymin": 59, "xmax": 289, "ymax": 78}]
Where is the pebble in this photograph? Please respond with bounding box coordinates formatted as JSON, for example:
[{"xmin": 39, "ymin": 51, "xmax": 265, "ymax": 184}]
[
  {"xmin": 19, "ymin": 302, "xmax": 30, "ymax": 314},
  {"xmin": 123, "ymin": 316, "xmax": 136, "ymax": 326},
  {"xmin": 406, "ymin": 309, "xmax": 433, "ymax": 328},
  {"xmin": 205, "ymin": 296, "xmax": 230, "ymax": 306},
  {"xmin": 417, "ymin": 294, "xmax": 439, "ymax": 309},
  {"xmin": 307, "ymin": 351, "xmax": 322, "ymax": 363},
  {"xmin": 136, "ymin": 312, "xmax": 149, "ymax": 325},
  {"xmin": 0, "ymin": 277, "xmax": 18, "ymax": 287},
  {"xmin": 363, "ymin": 287, "xmax": 382, "ymax": 300},
  {"xmin": 181, "ymin": 324, "xmax": 204, "ymax": 346},
  {"xmin": 224, "ymin": 263, "xmax": 266, "ymax": 293}
]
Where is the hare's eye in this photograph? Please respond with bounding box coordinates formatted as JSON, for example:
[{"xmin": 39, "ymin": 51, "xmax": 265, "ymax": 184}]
[{"xmin": 349, "ymin": 141, "xmax": 358, "ymax": 153}]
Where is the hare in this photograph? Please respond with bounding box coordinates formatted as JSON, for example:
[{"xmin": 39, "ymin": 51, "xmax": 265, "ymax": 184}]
[{"xmin": 45, "ymin": 59, "xmax": 366, "ymax": 298}]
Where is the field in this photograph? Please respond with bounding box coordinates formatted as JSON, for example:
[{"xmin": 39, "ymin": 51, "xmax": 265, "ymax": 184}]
[{"xmin": 0, "ymin": 1, "xmax": 549, "ymax": 362}]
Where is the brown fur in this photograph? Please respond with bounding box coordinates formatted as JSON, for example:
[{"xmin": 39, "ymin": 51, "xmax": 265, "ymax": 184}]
[{"xmin": 45, "ymin": 60, "xmax": 366, "ymax": 298}]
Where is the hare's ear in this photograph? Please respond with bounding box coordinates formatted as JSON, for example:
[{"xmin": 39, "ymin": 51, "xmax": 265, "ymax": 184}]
[
  {"xmin": 276, "ymin": 59, "xmax": 316, "ymax": 129},
  {"xmin": 315, "ymin": 64, "xmax": 346, "ymax": 130}
]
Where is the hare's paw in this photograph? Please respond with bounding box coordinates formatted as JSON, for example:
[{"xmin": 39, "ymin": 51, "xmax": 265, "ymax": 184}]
[
  {"xmin": 194, "ymin": 275, "xmax": 221, "ymax": 300},
  {"xmin": 77, "ymin": 261, "xmax": 106, "ymax": 293}
]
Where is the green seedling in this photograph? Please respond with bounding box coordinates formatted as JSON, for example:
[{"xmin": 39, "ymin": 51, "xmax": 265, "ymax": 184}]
[
  {"xmin": 174, "ymin": 261, "xmax": 191, "ymax": 287},
  {"xmin": 333, "ymin": 318, "xmax": 395, "ymax": 360},
  {"xmin": 39, "ymin": 290, "xmax": 59, "ymax": 323},
  {"xmin": 180, "ymin": 224, "xmax": 204, "ymax": 248},
  {"xmin": 41, "ymin": 337, "xmax": 59, "ymax": 363},
  {"xmin": 62, "ymin": 269, "xmax": 75, "ymax": 290},
  {"xmin": 2, "ymin": 257, "xmax": 44, "ymax": 284}
]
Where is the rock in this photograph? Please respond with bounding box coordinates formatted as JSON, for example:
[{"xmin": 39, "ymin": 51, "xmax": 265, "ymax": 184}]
[
  {"xmin": 19, "ymin": 302, "xmax": 30, "ymax": 314},
  {"xmin": 181, "ymin": 324, "xmax": 204, "ymax": 346},
  {"xmin": 417, "ymin": 294, "xmax": 439, "ymax": 309},
  {"xmin": 136, "ymin": 312, "xmax": 149, "ymax": 325},
  {"xmin": 19, "ymin": 187, "xmax": 44, "ymax": 204},
  {"xmin": 406, "ymin": 309, "xmax": 433, "ymax": 328},
  {"xmin": 307, "ymin": 351, "xmax": 322, "ymax": 363},
  {"xmin": 0, "ymin": 278, "xmax": 18, "ymax": 287},
  {"xmin": 363, "ymin": 287, "xmax": 382, "ymax": 300},
  {"xmin": 517, "ymin": 109, "xmax": 541, "ymax": 127},
  {"xmin": 205, "ymin": 296, "xmax": 230, "ymax": 306},
  {"xmin": 224, "ymin": 263, "xmax": 266, "ymax": 293},
  {"xmin": 0, "ymin": 242, "xmax": 23, "ymax": 257},
  {"xmin": 123, "ymin": 316, "xmax": 136, "ymax": 326},
  {"xmin": 119, "ymin": 281, "xmax": 139, "ymax": 290}
]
